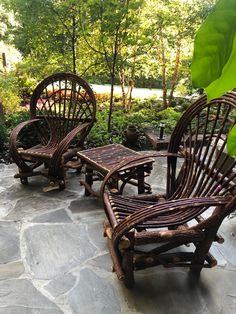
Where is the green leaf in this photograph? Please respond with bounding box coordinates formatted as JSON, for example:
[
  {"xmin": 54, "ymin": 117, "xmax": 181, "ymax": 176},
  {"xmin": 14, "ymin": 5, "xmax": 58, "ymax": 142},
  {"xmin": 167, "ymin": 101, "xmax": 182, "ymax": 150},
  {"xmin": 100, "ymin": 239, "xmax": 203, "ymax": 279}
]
[
  {"xmin": 191, "ymin": 0, "xmax": 236, "ymax": 100},
  {"xmin": 227, "ymin": 124, "xmax": 236, "ymax": 157}
]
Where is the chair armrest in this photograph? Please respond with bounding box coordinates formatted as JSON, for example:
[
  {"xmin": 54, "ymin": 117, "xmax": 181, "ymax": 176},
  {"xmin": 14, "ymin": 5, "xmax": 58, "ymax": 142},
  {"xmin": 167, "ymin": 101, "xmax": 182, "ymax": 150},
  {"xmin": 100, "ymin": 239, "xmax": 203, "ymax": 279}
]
[
  {"xmin": 49, "ymin": 122, "xmax": 90, "ymax": 174},
  {"xmin": 112, "ymin": 196, "xmax": 228, "ymax": 246},
  {"xmin": 9, "ymin": 118, "xmax": 41, "ymax": 151}
]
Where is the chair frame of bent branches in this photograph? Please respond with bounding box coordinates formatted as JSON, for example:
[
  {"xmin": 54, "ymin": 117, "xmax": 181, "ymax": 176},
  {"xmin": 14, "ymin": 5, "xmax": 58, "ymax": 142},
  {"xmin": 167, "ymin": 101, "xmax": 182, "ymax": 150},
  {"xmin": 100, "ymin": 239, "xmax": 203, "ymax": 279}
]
[
  {"xmin": 10, "ymin": 72, "xmax": 96, "ymax": 191},
  {"xmin": 101, "ymin": 92, "xmax": 236, "ymax": 288}
]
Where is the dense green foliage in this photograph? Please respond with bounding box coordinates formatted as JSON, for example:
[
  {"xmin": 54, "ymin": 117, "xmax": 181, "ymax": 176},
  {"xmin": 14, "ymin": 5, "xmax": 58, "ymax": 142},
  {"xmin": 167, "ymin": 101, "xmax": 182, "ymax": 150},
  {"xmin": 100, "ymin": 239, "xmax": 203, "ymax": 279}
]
[
  {"xmin": 0, "ymin": 121, "xmax": 8, "ymax": 150},
  {"xmin": 0, "ymin": 98, "xmax": 183, "ymax": 159},
  {"xmin": 86, "ymin": 99, "xmax": 182, "ymax": 147},
  {"xmin": 0, "ymin": 73, "xmax": 21, "ymax": 113},
  {"xmin": 0, "ymin": 0, "xmax": 215, "ymax": 152},
  {"xmin": 190, "ymin": 0, "xmax": 236, "ymax": 157},
  {"xmin": 0, "ymin": 0, "xmax": 215, "ymax": 111},
  {"xmin": 192, "ymin": 0, "xmax": 236, "ymax": 100}
]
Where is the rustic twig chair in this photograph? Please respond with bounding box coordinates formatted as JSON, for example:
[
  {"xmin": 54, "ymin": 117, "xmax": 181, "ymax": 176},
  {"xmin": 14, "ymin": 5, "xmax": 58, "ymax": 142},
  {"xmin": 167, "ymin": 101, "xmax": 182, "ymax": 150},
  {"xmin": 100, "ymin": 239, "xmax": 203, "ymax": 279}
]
[
  {"xmin": 101, "ymin": 92, "xmax": 236, "ymax": 288},
  {"xmin": 10, "ymin": 72, "xmax": 96, "ymax": 191}
]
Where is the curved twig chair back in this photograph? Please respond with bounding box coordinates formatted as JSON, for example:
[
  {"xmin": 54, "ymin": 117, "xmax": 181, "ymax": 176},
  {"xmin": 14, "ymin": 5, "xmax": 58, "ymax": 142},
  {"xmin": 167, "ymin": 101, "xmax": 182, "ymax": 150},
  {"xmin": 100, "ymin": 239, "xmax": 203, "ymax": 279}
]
[
  {"xmin": 10, "ymin": 72, "xmax": 96, "ymax": 190},
  {"xmin": 102, "ymin": 92, "xmax": 236, "ymax": 288},
  {"xmin": 30, "ymin": 72, "xmax": 96, "ymax": 146},
  {"xmin": 167, "ymin": 93, "xmax": 236, "ymax": 202}
]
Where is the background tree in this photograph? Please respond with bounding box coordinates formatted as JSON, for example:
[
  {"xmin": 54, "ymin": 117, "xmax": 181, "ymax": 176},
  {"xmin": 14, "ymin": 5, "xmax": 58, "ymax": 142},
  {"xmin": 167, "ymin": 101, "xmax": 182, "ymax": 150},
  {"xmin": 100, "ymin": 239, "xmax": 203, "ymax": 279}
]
[
  {"xmin": 80, "ymin": 0, "xmax": 143, "ymax": 131},
  {"xmin": 3, "ymin": 0, "xmax": 84, "ymax": 75},
  {"xmin": 143, "ymin": 0, "xmax": 215, "ymax": 108},
  {"xmin": 1, "ymin": 0, "xmax": 217, "ymax": 131}
]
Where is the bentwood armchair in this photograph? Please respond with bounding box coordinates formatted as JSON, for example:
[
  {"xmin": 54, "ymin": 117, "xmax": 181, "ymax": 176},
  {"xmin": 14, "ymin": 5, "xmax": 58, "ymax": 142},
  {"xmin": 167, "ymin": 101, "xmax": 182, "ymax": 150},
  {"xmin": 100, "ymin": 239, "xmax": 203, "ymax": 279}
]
[
  {"xmin": 10, "ymin": 72, "xmax": 96, "ymax": 190},
  {"xmin": 102, "ymin": 92, "xmax": 236, "ymax": 288}
]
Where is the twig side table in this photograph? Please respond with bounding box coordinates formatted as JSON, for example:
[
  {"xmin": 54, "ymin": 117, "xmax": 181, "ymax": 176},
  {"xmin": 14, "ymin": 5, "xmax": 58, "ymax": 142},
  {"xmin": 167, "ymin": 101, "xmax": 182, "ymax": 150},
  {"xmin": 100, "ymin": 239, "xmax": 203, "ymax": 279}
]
[{"xmin": 77, "ymin": 144, "xmax": 154, "ymax": 197}]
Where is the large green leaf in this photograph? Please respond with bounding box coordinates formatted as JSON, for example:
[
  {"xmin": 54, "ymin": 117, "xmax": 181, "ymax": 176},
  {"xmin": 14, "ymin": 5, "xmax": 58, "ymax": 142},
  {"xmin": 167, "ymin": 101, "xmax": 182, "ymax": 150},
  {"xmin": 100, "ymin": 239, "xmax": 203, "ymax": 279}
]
[
  {"xmin": 191, "ymin": 0, "xmax": 236, "ymax": 100},
  {"xmin": 227, "ymin": 124, "xmax": 236, "ymax": 157}
]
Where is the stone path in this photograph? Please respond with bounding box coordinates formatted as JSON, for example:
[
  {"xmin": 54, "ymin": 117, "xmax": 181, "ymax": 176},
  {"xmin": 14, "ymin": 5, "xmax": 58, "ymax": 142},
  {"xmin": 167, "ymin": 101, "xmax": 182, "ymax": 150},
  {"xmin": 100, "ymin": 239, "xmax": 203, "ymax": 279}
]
[{"xmin": 0, "ymin": 160, "xmax": 236, "ymax": 314}]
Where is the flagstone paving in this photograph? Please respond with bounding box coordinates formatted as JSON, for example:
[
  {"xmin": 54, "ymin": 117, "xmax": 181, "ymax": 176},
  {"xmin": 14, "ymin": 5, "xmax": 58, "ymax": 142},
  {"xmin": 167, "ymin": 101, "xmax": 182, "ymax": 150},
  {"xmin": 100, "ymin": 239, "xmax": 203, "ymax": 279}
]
[{"xmin": 0, "ymin": 159, "xmax": 236, "ymax": 314}]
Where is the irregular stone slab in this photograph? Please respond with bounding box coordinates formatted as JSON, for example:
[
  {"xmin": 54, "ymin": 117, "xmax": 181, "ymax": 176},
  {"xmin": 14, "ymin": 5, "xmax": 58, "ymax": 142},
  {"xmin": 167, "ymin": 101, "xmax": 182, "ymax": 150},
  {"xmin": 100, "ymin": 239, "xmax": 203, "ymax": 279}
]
[
  {"xmin": 5, "ymin": 196, "xmax": 64, "ymax": 220},
  {"xmin": 69, "ymin": 198, "xmax": 103, "ymax": 213},
  {"xmin": 38, "ymin": 188, "xmax": 78, "ymax": 201},
  {"xmin": 69, "ymin": 198, "xmax": 105, "ymax": 223},
  {"xmin": 31, "ymin": 209, "xmax": 72, "ymax": 223},
  {"xmin": 87, "ymin": 222, "xmax": 107, "ymax": 251},
  {"xmin": 87, "ymin": 253, "xmax": 112, "ymax": 272},
  {"xmin": 67, "ymin": 268, "xmax": 121, "ymax": 314},
  {"xmin": 0, "ymin": 183, "xmax": 6, "ymax": 193},
  {"xmin": 0, "ymin": 184, "xmax": 37, "ymax": 203},
  {"xmin": 0, "ymin": 222, "xmax": 20, "ymax": 263},
  {"xmin": 44, "ymin": 273, "xmax": 76, "ymax": 297},
  {"xmin": 0, "ymin": 164, "xmax": 17, "ymax": 178},
  {"xmin": 0, "ymin": 279, "xmax": 62, "ymax": 313},
  {"xmin": 0, "ymin": 261, "xmax": 24, "ymax": 280},
  {"xmin": 0, "ymin": 164, "xmax": 5, "ymax": 171},
  {"xmin": 215, "ymin": 218, "xmax": 236, "ymax": 267},
  {"xmin": 0, "ymin": 178, "xmax": 17, "ymax": 190},
  {"xmin": 24, "ymin": 224, "xmax": 97, "ymax": 279},
  {"xmin": 122, "ymin": 268, "xmax": 236, "ymax": 314},
  {"xmin": 209, "ymin": 245, "xmax": 227, "ymax": 267},
  {"xmin": 0, "ymin": 205, "xmax": 12, "ymax": 218}
]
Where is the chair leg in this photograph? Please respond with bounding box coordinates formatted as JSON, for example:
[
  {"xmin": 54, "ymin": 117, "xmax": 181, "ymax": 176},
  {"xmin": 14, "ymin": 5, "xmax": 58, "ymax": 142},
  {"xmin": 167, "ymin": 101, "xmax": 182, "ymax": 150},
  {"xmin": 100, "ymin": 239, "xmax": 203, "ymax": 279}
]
[
  {"xmin": 85, "ymin": 166, "xmax": 93, "ymax": 196},
  {"xmin": 120, "ymin": 231, "xmax": 135, "ymax": 288},
  {"xmin": 59, "ymin": 180, "xmax": 65, "ymax": 190},
  {"xmin": 137, "ymin": 168, "xmax": 145, "ymax": 194},
  {"xmin": 122, "ymin": 249, "xmax": 134, "ymax": 289},
  {"xmin": 18, "ymin": 169, "xmax": 29, "ymax": 185},
  {"xmin": 20, "ymin": 177, "xmax": 28, "ymax": 185},
  {"xmin": 190, "ymin": 223, "xmax": 221, "ymax": 275},
  {"xmin": 56, "ymin": 167, "xmax": 66, "ymax": 190}
]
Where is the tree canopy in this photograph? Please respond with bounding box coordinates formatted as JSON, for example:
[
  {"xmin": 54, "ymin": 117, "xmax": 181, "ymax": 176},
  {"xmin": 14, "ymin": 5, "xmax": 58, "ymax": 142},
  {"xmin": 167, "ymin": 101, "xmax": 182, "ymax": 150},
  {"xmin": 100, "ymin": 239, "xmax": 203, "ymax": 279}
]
[{"xmin": 1, "ymin": 0, "xmax": 216, "ymax": 130}]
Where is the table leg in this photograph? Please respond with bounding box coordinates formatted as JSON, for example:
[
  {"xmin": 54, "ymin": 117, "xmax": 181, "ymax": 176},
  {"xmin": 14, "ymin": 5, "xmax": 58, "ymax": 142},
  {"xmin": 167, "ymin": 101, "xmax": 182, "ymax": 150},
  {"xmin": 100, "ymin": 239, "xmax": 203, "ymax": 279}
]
[
  {"xmin": 85, "ymin": 166, "xmax": 93, "ymax": 196},
  {"xmin": 110, "ymin": 176, "xmax": 119, "ymax": 193},
  {"xmin": 137, "ymin": 167, "xmax": 145, "ymax": 194}
]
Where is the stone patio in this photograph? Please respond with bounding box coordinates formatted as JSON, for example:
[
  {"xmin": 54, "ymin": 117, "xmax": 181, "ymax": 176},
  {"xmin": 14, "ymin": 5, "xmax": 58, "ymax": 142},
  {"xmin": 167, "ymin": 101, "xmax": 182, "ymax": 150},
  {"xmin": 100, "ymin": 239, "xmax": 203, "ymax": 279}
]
[{"xmin": 0, "ymin": 157, "xmax": 236, "ymax": 314}]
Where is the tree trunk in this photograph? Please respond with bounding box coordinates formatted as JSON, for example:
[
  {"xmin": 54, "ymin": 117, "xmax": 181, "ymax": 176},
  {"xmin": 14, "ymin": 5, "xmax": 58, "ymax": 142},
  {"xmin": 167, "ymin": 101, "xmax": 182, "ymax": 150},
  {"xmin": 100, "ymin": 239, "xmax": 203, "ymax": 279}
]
[
  {"xmin": 0, "ymin": 101, "xmax": 4, "ymax": 118},
  {"xmin": 168, "ymin": 42, "xmax": 181, "ymax": 105},
  {"xmin": 72, "ymin": 14, "xmax": 77, "ymax": 74},
  {"xmin": 160, "ymin": 29, "xmax": 167, "ymax": 108},
  {"xmin": 107, "ymin": 25, "xmax": 119, "ymax": 132},
  {"xmin": 108, "ymin": 48, "xmax": 117, "ymax": 132},
  {"xmin": 127, "ymin": 79, "xmax": 134, "ymax": 111},
  {"xmin": 108, "ymin": 73, "xmax": 115, "ymax": 132},
  {"xmin": 118, "ymin": 69, "xmax": 127, "ymax": 111}
]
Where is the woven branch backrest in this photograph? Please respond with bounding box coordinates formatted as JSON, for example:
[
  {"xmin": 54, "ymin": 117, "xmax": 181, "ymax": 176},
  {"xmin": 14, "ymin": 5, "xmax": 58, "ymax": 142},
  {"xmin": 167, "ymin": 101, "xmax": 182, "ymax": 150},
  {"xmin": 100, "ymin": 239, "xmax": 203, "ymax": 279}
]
[
  {"xmin": 167, "ymin": 92, "xmax": 236, "ymax": 201},
  {"xmin": 30, "ymin": 73, "xmax": 96, "ymax": 144}
]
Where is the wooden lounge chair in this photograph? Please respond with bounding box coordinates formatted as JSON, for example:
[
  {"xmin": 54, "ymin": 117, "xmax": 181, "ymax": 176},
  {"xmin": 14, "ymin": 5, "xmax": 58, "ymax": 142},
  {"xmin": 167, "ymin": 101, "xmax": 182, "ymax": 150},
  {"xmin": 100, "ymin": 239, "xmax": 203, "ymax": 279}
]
[
  {"xmin": 101, "ymin": 92, "xmax": 236, "ymax": 288},
  {"xmin": 10, "ymin": 72, "xmax": 96, "ymax": 190}
]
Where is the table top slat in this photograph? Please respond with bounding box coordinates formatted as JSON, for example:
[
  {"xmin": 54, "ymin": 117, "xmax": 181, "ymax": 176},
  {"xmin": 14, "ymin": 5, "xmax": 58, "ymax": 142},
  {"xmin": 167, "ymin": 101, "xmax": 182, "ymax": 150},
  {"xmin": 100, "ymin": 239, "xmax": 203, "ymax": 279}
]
[{"xmin": 78, "ymin": 144, "xmax": 154, "ymax": 173}]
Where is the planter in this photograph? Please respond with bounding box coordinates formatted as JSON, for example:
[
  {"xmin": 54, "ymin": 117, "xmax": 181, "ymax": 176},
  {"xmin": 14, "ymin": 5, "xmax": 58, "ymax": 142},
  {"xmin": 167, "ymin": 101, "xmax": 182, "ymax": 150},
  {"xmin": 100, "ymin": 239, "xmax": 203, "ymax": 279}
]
[{"xmin": 124, "ymin": 125, "xmax": 139, "ymax": 146}]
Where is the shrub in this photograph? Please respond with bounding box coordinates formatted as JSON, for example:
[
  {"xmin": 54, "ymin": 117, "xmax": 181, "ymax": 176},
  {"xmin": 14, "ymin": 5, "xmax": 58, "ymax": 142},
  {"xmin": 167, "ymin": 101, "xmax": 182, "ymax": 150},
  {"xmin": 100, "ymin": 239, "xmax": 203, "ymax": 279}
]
[
  {"xmin": 0, "ymin": 121, "xmax": 8, "ymax": 150},
  {"xmin": 86, "ymin": 103, "xmax": 182, "ymax": 148},
  {"xmin": 0, "ymin": 73, "xmax": 21, "ymax": 114},
  {"xmin": 1, "ymin": 96, "xmax": 183, "ymax": 158},
  {"xmin": 5, "ymin": 110, "xmax": 39, "ymax": 149},
  {"xmin": 151, "ymin": 108, "xmax": 182, "ymax": 134},
  {"xmin": 4, "ymin": 111, "xmax": 30, "ymax": 129},
  {"xmin": 94, "ymin": 92, "xmax": 110, "ymax": 102}
]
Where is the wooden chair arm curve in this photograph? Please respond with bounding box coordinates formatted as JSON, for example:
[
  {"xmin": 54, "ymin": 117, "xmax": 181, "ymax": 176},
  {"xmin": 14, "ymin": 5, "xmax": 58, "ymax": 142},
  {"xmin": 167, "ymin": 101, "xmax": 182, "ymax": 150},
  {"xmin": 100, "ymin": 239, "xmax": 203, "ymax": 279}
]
[
  {"xmin": 48, "ymin": 122, "xmax": 91, "ymax": 176},
  {"xmin": 9, "ymin": 118, "xmax": 41, "ymax": 150},
  {"xmin": 112, "ymin": 196, "xmax": 228, "ymax": 246},
  {"xmin": 100, "ymin": 152, "xmax": 182, "ymax": 197}
]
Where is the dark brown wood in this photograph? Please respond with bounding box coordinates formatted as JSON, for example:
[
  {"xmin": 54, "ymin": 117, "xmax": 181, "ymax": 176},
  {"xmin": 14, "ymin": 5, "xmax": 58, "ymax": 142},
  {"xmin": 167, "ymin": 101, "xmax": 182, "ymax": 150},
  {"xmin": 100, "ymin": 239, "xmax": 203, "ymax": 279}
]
[
  {"xmin": 9, "ymin": 72, "xmax": 96, "ymax": 190},
  {"xmin": 101, "ymin": 91, "xmax": 236, "ymax": 287},
  {"xmin": 78, "ymin": 144, "xmax": 154, "ymax": 196}
]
